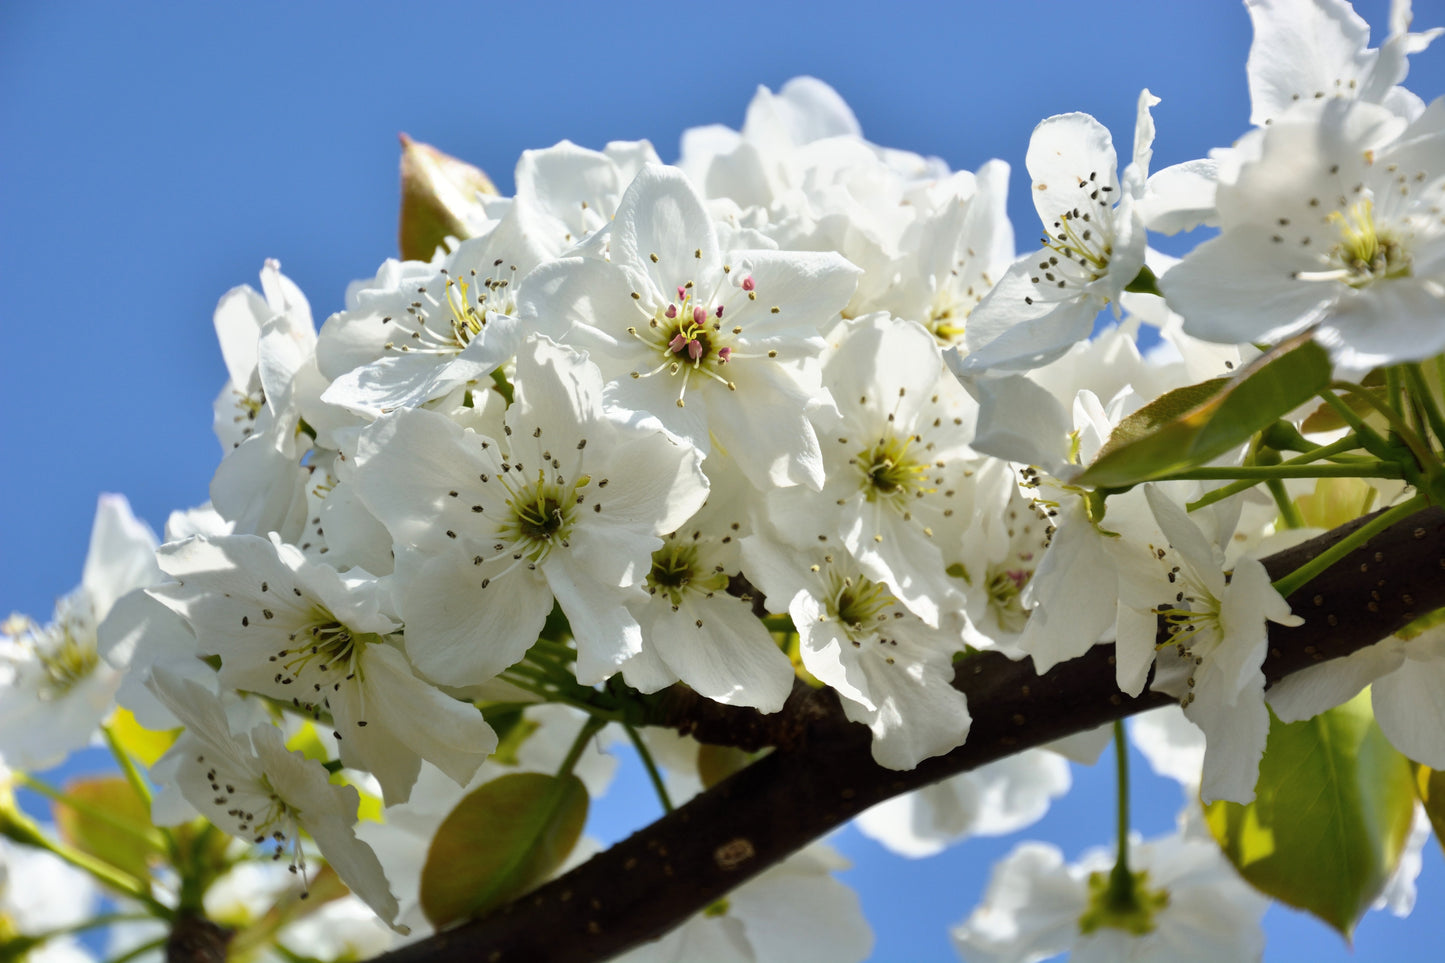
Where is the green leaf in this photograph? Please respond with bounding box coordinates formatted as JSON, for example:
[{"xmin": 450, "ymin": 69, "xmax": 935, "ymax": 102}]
[
  {"xmin": 419, "ymin": 772, "xmax": 588, "ymax": 928},
  {"xmin": 1204, "ymin": 692, "xmax": 1416, "ymax": 937},
  {"xmin": 109, "ymin": 706, "xmax": 180, "ymax": 767},
  {"xmin": 398, "ymin": 134, "xmax": 497, "ymax": 261},
  {"xmin": 53, "ymin": 775, "xmax": 164, "ymax": 881},
  {"xmin": 1075, "ymin": 336, "xmax": 1332, "ymax": 489},
  {"xmin": 1411, "ymin": 764, "xmax": 1445, "ymax": 858}
]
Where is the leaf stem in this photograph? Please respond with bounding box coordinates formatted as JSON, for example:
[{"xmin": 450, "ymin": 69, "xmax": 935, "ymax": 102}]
[
  {"xmin": 1107, "ymin": 720, "xmax": 1132, "ymax": 888},
  {"xmin": 1185, "ymin": 435, "xmax": 1364, "ymax": 511},
  {"xmin": 0, "ymin": 804, "xmax": 168, "ymax": 915},
  {"xmin": 1318, "ymin": 389, "xmax": 1393, "ymax": 455},
  {"xmin": 556, "ymin": 716, "xmax": 607, "ymax": 781},
  {"xmin": 623, "ymin": 724, "xmax": 675, "ymax": 814},
  {"xmin": 1266, "ymin": 478, "xmax": 1305, "ymax": 529}
]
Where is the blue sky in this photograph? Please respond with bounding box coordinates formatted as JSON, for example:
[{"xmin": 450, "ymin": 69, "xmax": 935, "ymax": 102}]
[{"xmin": 3, "ymin": 1, "xmax": 1443, "ymax": 960}]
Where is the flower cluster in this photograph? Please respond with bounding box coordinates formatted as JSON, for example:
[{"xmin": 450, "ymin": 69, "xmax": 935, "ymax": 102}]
[{"xmin": 4, "ymin": 1, "xmax": 1445, "ymax": 961}]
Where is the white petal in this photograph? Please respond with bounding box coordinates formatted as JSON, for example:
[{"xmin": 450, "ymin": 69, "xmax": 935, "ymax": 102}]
[
  {"xmin": 1026, "ymin": 113, "xmax": 1119, "ymax": 228},
  {"xmin": 611, "ymin": 166, "xmax": 719, "ymax": 292},
  {"xmin": 647, "ymin": 597, "xmax": 794, "ymax": 712},
  {"xmin": 1373, "ymin": 640, "xmax": 1445, "ymax": 767},
  {"xmin": 396, "ymin": 550, "xmax": 550, "ymax": 686},
  {"xmin": 544, "ymin": 548, "xmax": 644, "ymax": 684},
  {"xmin": 1266, "ymin": 634, "xmax": 1405, "ymax": 721},
  {"xmin": 357, "ymin": 644, "xmax": 497, "ymax": 791},
  {"xmin": 1187, "ymin": 663, "xmax": 1269, "ymax": 804}
]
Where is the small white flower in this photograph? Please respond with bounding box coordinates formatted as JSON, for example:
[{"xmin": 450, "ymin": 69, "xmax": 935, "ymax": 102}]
[
  {"xmin": 952, "ymin": 834, "xmax": 1268, "ymax": 963},
  {"xmin": 769, "ymin": 314, "xmax": 979, "ymax": 628},
  {"xmin": 1161, "ymin": 96, "xmax": 1445, "ymax": 368},
  {"xmin": 855, "ymin": 748, "xmax": 1070, "ymax": 858},
  {"xmin": 741, "ymin": 534, "xmax": 970, "ymax": 770},
  {"xmin": 149, "ymin": 533, "xmax": 497, "ymax": 804},
  {"xmin": 146, "ymin": 669, "xmax": 403, "ymax": 928},
  {"xmin": 356, "ymin": 335, "xmax": 709, "ymax": 685},
  {"xmin": 521, "ymin": 164, "xmax": 859, "ymax": 490},
  {"xmin": 317, "ymin": 219, "xmax": 537, "ymax": 417},
  {"xmin": 0, "ymin": 494, "xmax": 158, "ymax": 768},
  {"xmin": 1245, "ymin": 0, "xmax": 1442, "ymax": 128},
  {"xmin": 621, "ymin": 510, "xmax": 795, "ymax": 713},
  {"xmin": 956, "ymin": 90, "xmax": 1158, "ymax": 374},
  {"xmin": 1143, "ymin": 486, "xmax": 1302, "ymax": 804}
]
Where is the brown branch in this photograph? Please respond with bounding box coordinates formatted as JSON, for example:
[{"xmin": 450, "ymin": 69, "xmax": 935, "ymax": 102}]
[{"xmin": 374, "ymin": 505, "xmax": 1445, "ymax": 963}]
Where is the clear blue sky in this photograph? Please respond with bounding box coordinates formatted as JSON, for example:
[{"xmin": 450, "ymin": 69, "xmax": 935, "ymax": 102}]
[{"xmin": 3, "ymin": 2, "xmax": 1442, "ymax": 960}]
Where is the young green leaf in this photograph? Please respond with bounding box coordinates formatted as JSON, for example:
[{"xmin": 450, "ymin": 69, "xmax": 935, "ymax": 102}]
[
  {"xmin": 419, "ymin": 772, "xmax": 589, "ymax": 928},
  {"xmin": 1204, "ymin": 692, "xmax": 1416, "ymax": 937},
  {"xmin": 1075, "ymin": 337, "xmax": 1332, "ymax": 489}
]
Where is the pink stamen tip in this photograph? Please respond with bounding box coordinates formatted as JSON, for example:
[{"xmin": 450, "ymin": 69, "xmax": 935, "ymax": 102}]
[
  {"xmin": 717, "ymin": 346, "xmax": 732, "ymax": 362},
  {"xmin": 715, "ymin": 305, "xmax": 724, "ymax": 318},
  {"xmin": 741, "ymin": 276, "xmax": 755, "ymax": 291},
  {"xmin": 677, "ymin": 286, "xmax": 687, "ymax": 301},
  {"xmin": 669, "ymin": 333, "xmax": 689, "ymax": 352},
  {"xmin": 688, "ymin": 339, "xmax": 704, "ymax": 361},
  {"xmin": 693, "ymin": 305, "xmax": 707, "ymax": 325},
  {"xmin": 665, "ymin": 304, "xmax": 678, "ymax": 319}
]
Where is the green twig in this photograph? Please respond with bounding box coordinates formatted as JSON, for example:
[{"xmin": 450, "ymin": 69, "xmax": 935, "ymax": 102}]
[
  {"xmin": 1165, "ymin": 463, "xmax": 1403, "ymax": 481},
  {"xmin": 1185, "ymin": 435, "xmax": 1363, "ymax": 512},
  {"xmin": 1, "ymin": 808, "xmax": 168, "ymax": 915},
  {"xmin": 104, "ymin": 936, "xmax": 169, "ymax": 963},
  {"xmin": 1318, "ymin": 390, "xmax": 1393, "ymax": 455},
  {"xmin": 101, "ymin": 723, "xmax": 155, "ymax": 807},
  {"xmin": 1332, "ymin": 381, "xmax": 1433, "ymax": 468},
  {"xmin": 1272, "ymin": 494, "xmax": 1429, "ymax": 600},
  {"xmin": 1404, "ymin": 364, "xmax": 1445, "ymax": 452}
]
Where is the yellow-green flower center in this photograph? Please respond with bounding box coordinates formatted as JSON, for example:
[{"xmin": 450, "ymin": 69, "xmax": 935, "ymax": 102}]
[
  {"xmin": 1078, "ymin": 867, "xmax": 1171, "ymax": 936},
  {"xmin": 39, "ymin": 626, "xmax": 99, "ymax": 697},
  {"xmin": 828, "ymin": 572, "xmax": 896, "ymax": 630},
  {"xmin": 444, "ymin": 274, "xmax": 510, "ymax": 348},
  {"xmin": 856, "ymin": 434, "xmax": 930, "ymax": 504},
  {"xmin": 1327, "ymin": 199, "xmax": 1412, "ymax": 287},
  {"xmin": 500, "ymin": 469, "xmax": 589, "ymax": 563},
  {"xmin": 986, "ymin": 567, "xmax": 1032, "ymax": 634},
  {"xmin": 647, "ymin": 539, "xmax": 730, "ymax": 609}
]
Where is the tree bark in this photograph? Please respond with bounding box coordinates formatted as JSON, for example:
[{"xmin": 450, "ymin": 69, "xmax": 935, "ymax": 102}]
[{"xmin": 374, "ymin": 505, "xmax": 1445, "ymax": 963}]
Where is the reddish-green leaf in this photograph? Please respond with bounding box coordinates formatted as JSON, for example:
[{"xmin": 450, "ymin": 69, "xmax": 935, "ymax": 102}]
[
  {"xmin": 53, "ymin": 775, "xmax": 164, "ymax": 881},
  {"xmin": 398, "ymin": 134, "xmax": 496, "ymax": 261},
  {"xmin": 419, "ymin": 772, "xmax": 588, "ymax": 928}
]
